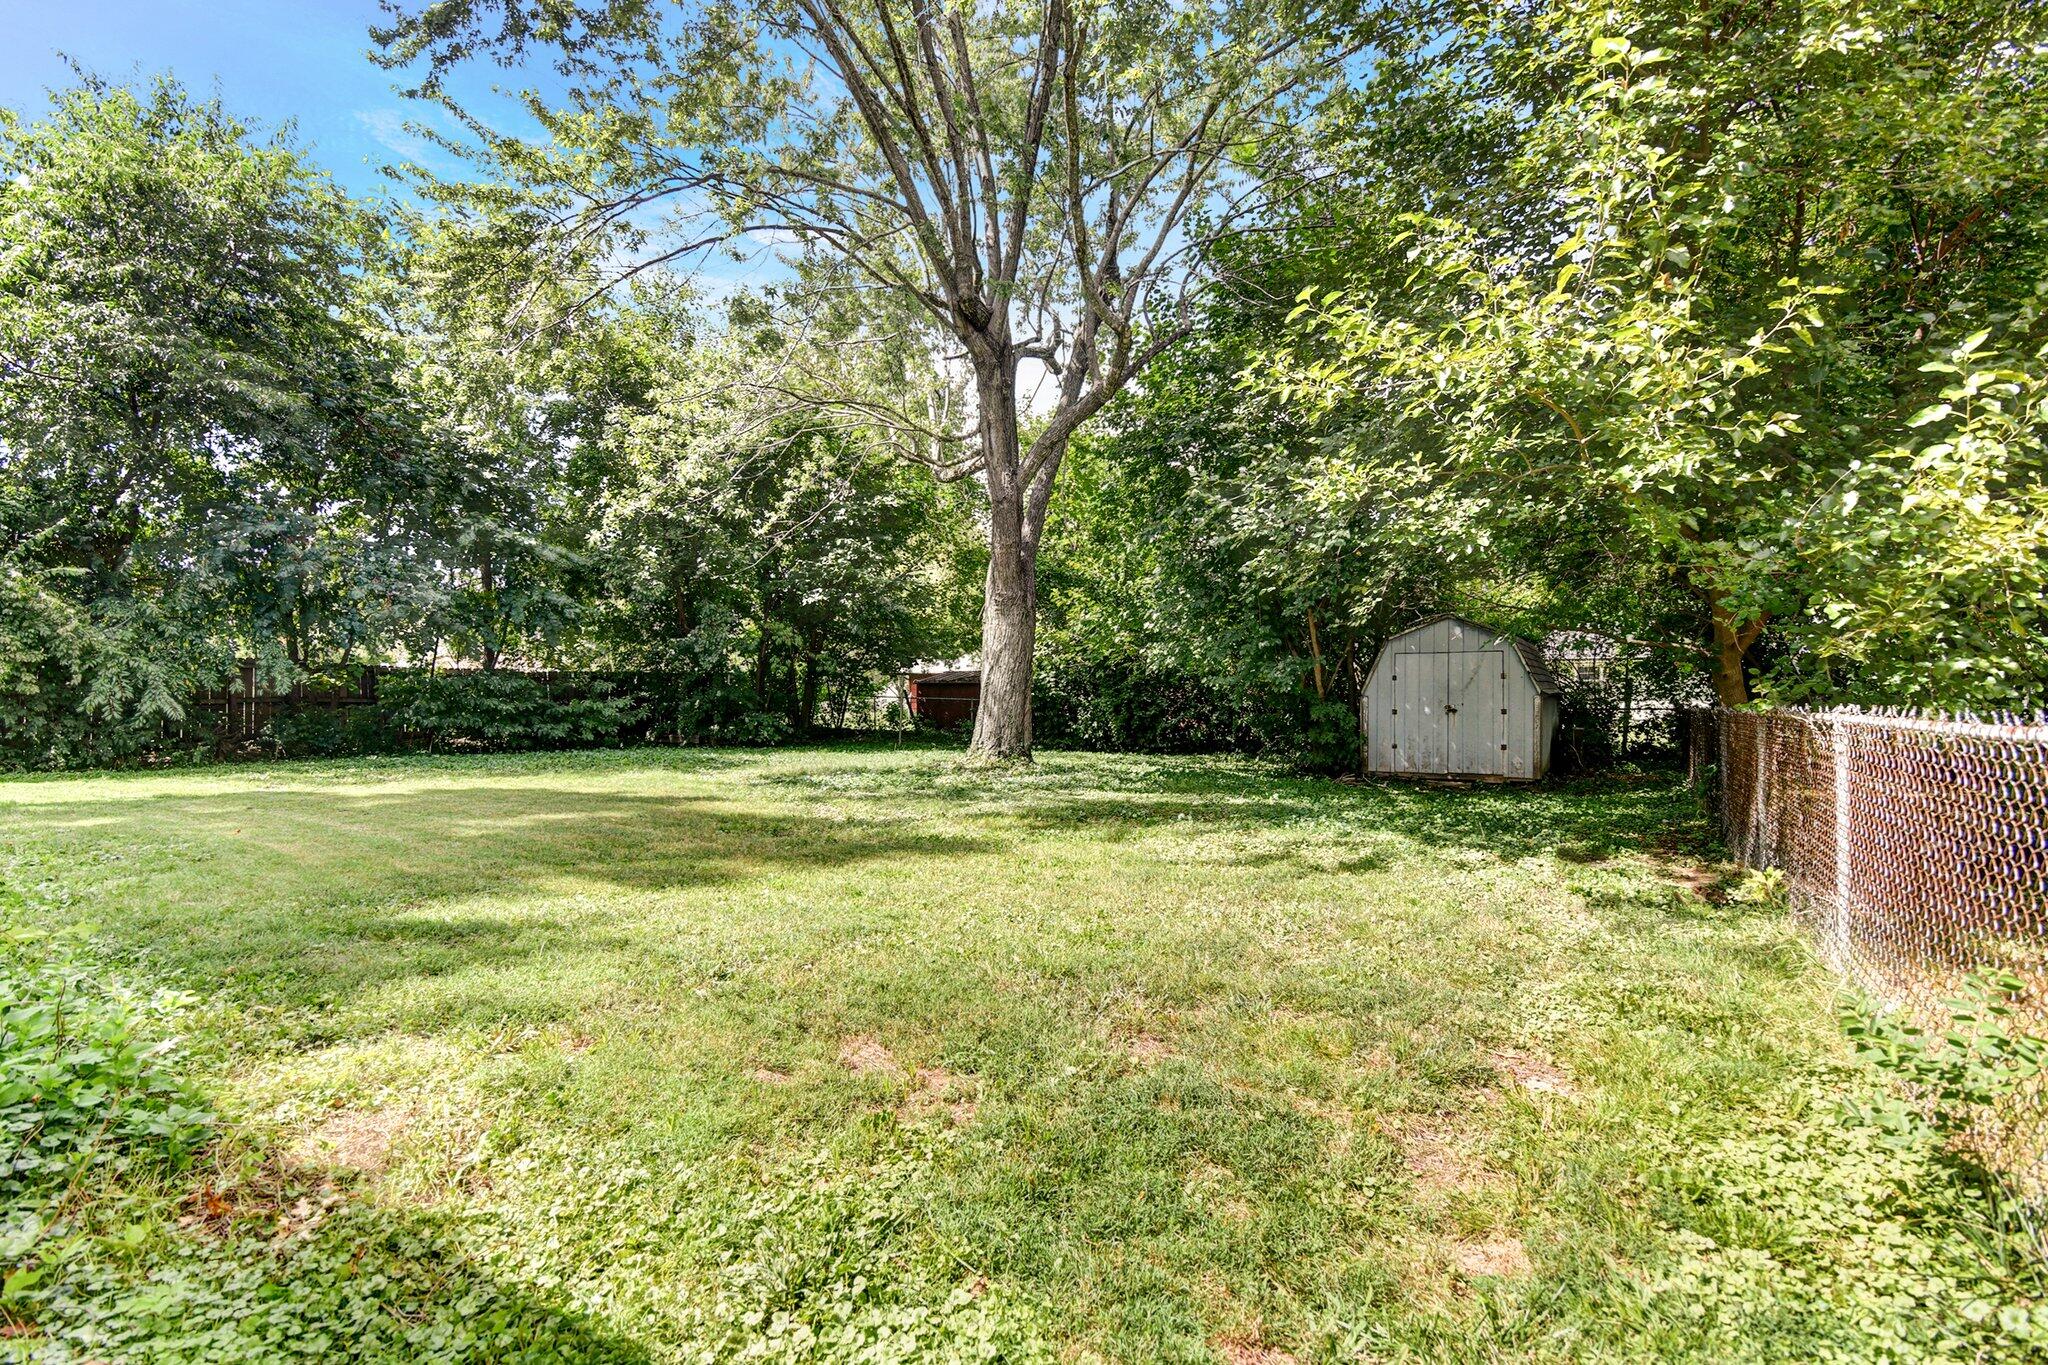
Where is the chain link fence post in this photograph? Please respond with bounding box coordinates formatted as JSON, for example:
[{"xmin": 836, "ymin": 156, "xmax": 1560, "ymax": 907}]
[{"xmin": 1712, "ymin": 704, "xmax": 2048, "ymax": 1224}]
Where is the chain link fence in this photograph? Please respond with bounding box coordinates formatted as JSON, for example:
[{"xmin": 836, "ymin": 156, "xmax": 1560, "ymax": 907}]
[{"xmin": 1706, "ymin": 706, "xmax": 2048, "ymax": 1208}]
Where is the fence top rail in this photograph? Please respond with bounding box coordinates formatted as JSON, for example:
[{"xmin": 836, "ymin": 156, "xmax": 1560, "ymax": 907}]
[{"xmin": 1719, "ymin": 705, "xmax": 2048, "ymax": 744}]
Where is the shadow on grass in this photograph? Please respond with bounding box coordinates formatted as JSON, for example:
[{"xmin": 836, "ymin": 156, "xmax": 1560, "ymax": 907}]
[
  {"xmin": 758, "ymin": 750, "xmax": 1709, "ymax": 867},
  {"xmin": 32, "ymin": 1199, "xmax": 652, "ymax": 1363},
  {"xmin": 1, "ymin": 785, "xmax": 991, "ymax": 1004},
  {"xmin": 2, "ymin": 753, "xmax": 1718, "ymax": 1017}
]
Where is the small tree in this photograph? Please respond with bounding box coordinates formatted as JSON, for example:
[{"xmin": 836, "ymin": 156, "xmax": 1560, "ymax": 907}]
[{"xmin": 377, "ymin": 0, "xmax": 1358, "ymax": 757}]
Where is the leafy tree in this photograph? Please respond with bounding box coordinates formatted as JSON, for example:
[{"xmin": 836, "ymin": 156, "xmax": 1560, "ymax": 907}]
[
  {"xmin": 0, "ymin": 75, "xmax": 402, "ymax": 761},
  {"xmin": 1037, "ymin": 195, "xmax": 1698, "ymax": 764},
  {"xmin": 368, "ymin": 215, "xmax": 637, "ymax": 671},
  {"xmin": 589, "ymin": 304, "xmax": 975, "ymax": 735},
  {"xmin": 374, "ymin": 0, "xmax": 1364, "ymax": 758},
  {"xmin": 1270, "ymin": 0, "xmax": 2048, "ymax": 707}
]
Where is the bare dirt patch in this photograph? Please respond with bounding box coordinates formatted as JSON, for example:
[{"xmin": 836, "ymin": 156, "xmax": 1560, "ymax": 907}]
[
  {"xmin": 1390, "ymin": 1117, "xmax": 1505, "ymax": 1197},
  {"xmin": 1489, "ymin": 1047, "xmax": 1578, "ymax": 1099},
  {"xmin": 837, "ymin": 1039, "xmax": 977, "ymax": 1122},
  {"xmin": 1184, "ymin": 1159, "xmax": 1256, "ymax": 1222},
  {"xmin": 179, "ymin": 1169, "xmax": 345, "ymax": 1242},
  {"xmin": 749, "ymin": 1066, "xmax": 796, "ymax": 1086},
  {"xmin": 287, "ymin": 1104, "xmax": 413, "ymax": 1175},
  {"xmin": 838, "ymin": 1035, "xmax": 906, "ymax": 1081},
  {"xmin": 1649, "ymin": 831, "xmax": 1728, "ymax": 901},
  {"xmin": 1450, "ymin": 1234, "xmax": 1532, "ymax": 1280},
  {"xmin": 1212, "ymin": 1339, "xmax": 1300, "ymax": 1365},
  {"xmin": 1125, "ymin": 1031, "xmax": 1176, "ymax": 1065},
  {"xmin": 901, "ymin": 1065, "xmax": 978, "ymax": 1125},
  {"xmin": 1655, "ymin": 858, "xmax": 1728, "ymax": 903}
]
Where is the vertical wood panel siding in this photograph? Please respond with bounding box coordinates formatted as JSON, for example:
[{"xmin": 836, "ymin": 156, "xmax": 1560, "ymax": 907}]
[{"xmin": 1361, "ymin": 616, "xmax": 1558, "ymax": 780}]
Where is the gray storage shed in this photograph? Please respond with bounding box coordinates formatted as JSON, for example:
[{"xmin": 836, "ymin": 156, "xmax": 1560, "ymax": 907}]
[{"xmin": 1361, "ymin": 615, "xmax": 1562, "ymax": 780}]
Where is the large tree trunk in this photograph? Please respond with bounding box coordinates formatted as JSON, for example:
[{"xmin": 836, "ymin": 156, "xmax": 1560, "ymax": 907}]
[
  {"xmin": 968, "ymin": 365, "xmax": 1051, "ymax": 761},
  {"xmin": 479, "ymin": 550, "xmax": 500, "ymax": 671},
  {"xmin": 799, "ymin": 654, "xmax": 821, "ymax": 734},
  {"xmin": 974, "ymin": 502, "xmax": 1038, "ymax": 758}
]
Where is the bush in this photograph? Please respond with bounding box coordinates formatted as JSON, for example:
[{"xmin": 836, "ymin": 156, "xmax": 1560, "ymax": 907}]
[
  {"xmin": 1032, "ymin": 653, "xmax": 1259, "ymax": 754},
  {"xmin": 1032, "ymin": 650, "xmax": 1360, "ymax": 772},
  {"xmin": 0, "ymin": 931, "xmax": 212, "ymax": 1207},
  {"xmin": 264, "ymin": 705, "xmax": 401, "ymax": 759},
  {"xmin": 378, "ymin": 672, "xmax": 643, "ymax": 753},
  {"xmin": 696, "ymin": 708, "xmax": 793, "ymax": 746}
]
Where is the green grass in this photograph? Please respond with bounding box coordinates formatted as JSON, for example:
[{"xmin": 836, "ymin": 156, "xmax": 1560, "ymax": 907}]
[{"xmin": 0, "ymin": 747, "xmax": 2037, "ymax": 1362}]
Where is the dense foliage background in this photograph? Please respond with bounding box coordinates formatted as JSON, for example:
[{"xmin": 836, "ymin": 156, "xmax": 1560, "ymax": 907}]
[{"xmin": 3, "ymin": 0, "xmax": 2044, "ymax": 772}]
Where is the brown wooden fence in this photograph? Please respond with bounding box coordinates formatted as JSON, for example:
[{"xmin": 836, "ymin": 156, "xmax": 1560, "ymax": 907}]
[{"xmin": 189, "ymin": 661, "xmax": 383, "ymax": 744}]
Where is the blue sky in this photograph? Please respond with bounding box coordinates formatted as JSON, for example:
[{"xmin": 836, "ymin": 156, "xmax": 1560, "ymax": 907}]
[
  {"xmin": 0, "ymin": 0, "xmax": 470, "ymax": 200},
  {"xmin": 1, "ymin": 0, "xmax": 790, "ymax": 292}
]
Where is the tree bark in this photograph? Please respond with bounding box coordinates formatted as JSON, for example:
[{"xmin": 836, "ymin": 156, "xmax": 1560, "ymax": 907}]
[
  {"xmin": 968, "ymin": 364, "xmax": 1056, "ymax": 761},
  {"xmin": 479, "ymin": 550, "xmax": 500, "ymax": 671},
  {"xmin": 974, "ymin": 501, "xmax": 1038, "ymax": 758},
  {"xmin": 1707, "ymin": 589, "xmax": 1763, "ymax": 706},
  {"xmin": 1307, "ymin": 609, "xmax": 1327, "ymax": 700},
  {"xmin": 785, "ymin": 659, "xmax": 804, "ymax": 731},
  {"xmin": 800, "ymin": 654, "xmax": 820, "ymax": 733}
]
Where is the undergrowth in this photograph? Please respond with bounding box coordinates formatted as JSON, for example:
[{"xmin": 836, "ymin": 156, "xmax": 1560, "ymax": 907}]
[
  {"xmin": 1, "ymin": 928, "xmax": 211, "ymax": 1326},
  {"xmin": 1617, "ymin": 969, "xmax": 2048, "ymax": 1362}
]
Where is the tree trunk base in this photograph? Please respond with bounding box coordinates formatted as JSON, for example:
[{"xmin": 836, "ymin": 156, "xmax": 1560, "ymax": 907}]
[
  {"xmin": 962, "ymin": 745, "xmax": 1034, "ymax": 767},
  {"xmin": 970, "ymin": 525, "xmax": 1037, "ymax": 762}
]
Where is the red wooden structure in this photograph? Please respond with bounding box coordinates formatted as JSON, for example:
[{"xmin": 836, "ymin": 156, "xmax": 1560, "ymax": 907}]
[{"xmin": 904, "ymin": 669, "xmax": 981, "ymax": 729}]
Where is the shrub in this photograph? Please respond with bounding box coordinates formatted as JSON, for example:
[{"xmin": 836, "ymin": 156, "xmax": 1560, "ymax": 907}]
[
  {"xmin": 698, "ymin": 708, "xmax": 792, "ymax": 746},
  {"xmin": 264, "ymin": 705, "xmax": 401, "ymax": 759},
  {"xmin": 1032, "ymin": 650, "xmax": 1362, "ymax": 772},
  {"xmin": 378, "ymin": 672, "xmax": 643, "ymax": 753},
  {"xmin": 1032, "ymin": 652, "xmax": 1260, "ymax": 755}
]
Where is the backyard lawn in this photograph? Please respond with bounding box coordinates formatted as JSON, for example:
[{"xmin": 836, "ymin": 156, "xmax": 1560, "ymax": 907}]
[{"xmin": 1, "ymin": 747, "xmax": 2037, "ymax": 1363}]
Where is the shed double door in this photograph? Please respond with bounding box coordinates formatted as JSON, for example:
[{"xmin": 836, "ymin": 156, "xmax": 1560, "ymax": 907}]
[{"xmin": 1392, "ymin": 651, "xmax": 1507, "ymax": 776}]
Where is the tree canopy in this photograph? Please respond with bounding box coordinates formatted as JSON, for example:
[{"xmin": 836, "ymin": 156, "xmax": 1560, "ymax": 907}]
[
  {"xmin": 3, "ymin": 0, "xmax": 2046, "ymax": 770},
  {"xmin": 372, "ymin": 0, "xmax": 1366, "ymax": 757},
  {"xmin": 1267, "ymin": 0, "xmax": 2048, "ymax": 706}
]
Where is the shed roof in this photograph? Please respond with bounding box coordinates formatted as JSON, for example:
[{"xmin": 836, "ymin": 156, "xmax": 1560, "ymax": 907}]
[
  {"xmin": 1512, "ymin": 638, "xmax": 1565, "ymax": 696},
  {"xmin": 905, "ymin": 668, "xmax": 982, "ymax": 687},
  {"xmin": 1387, "ymin": 614, "xmax": 1564, "ymax": 695}
]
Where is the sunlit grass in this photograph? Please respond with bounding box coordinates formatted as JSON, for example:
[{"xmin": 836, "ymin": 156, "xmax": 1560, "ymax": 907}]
[{"xmin": 0, "ymin": 747, "xmax": 1873, "ymax": 1361}]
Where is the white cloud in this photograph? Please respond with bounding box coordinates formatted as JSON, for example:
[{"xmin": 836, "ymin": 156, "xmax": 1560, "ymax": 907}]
[{"xmin": 354, "ymin": 108, "xmax": 438, "ymax": 166}]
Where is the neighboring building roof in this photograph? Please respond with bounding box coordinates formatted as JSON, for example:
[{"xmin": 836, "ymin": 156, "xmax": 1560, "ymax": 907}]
[
  {"xmin": 1544, "ymin": 629, "xmax": 1623, "ymax": 658},
  {"xmin": 905, "ymin": 669, "xmax": 982, "ymax": 687},
  {"xmin": 1385, "ymin": 613, "xmax": 1563, "ymax": 695}
]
